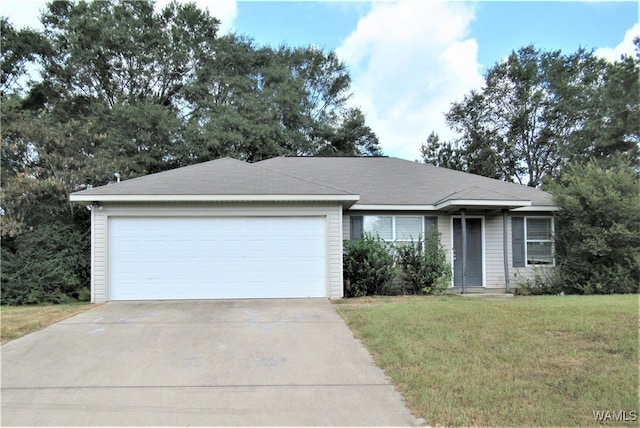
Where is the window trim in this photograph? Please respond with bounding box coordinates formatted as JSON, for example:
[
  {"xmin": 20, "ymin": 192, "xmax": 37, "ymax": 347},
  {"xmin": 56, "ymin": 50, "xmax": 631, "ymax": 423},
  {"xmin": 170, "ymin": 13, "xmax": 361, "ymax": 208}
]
[
  {"xmin": 362, "ymin": 215, "xmax": 425, "ymax": 243},
  {"xmin": 524, "ymin": 216, "xmax": 555, "ymax": 267}
]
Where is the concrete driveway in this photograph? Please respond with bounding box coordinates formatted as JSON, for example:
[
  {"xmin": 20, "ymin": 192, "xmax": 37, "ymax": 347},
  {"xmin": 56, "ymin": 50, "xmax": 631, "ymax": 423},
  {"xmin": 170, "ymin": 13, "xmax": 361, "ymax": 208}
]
[{"xmin": 1, "ymin": 299, "xmax": 418, "ymax": 426}]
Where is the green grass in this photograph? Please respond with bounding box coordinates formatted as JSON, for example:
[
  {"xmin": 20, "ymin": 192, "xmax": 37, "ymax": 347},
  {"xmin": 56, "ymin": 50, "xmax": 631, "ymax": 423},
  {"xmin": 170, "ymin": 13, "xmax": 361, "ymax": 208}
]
[
  {"xmin": 1, "ymin": 303, "xmax": 95, "ymax": 345},
  {"xmin": 335, "ymin": 295, "xmax": 639, "ymax": 427}
]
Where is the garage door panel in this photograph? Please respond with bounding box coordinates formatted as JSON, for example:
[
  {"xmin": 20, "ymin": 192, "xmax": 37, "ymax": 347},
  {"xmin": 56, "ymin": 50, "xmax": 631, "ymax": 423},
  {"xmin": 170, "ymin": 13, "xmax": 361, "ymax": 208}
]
[{"xmin": 109, "ymin": 217, "xmax": 326, "ymax": 300}]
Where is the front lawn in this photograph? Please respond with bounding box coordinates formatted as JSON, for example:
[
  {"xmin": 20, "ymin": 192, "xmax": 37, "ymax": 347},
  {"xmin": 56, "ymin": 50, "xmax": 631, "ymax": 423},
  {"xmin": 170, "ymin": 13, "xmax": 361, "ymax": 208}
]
[
  {"xmin": 335, "ymin": 295, "xmax": 639, "ymax": 426},
  {"xmin": 1, "ymin": 303, "xmax": 95, "ymax": 345}
]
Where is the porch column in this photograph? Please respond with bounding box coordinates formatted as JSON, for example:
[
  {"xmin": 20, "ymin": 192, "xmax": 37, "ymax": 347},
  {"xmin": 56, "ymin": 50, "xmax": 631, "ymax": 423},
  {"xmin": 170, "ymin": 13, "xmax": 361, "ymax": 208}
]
[
  {"xmin": 461, "ymin": 208, "xmax": 467, "ymax": 294},
  {"xmin": 502, "ymin": 209, "xmax": 510, "ymax": 293}
]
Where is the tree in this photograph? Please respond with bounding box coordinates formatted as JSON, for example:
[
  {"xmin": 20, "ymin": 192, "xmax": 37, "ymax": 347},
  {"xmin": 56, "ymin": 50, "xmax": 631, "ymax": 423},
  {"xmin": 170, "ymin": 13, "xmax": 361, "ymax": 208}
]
[
  {"xmin": 1, "ymin": 0, "xmax": 382, "ymax": 304},
  {"xmin": 0, "ymin": 18, "xmax": 47, "ymax": 97},
  {"xmin": 184, "ymin": 38, "xmax": 378, "ymax": 161},
  {"xmin": 315, "ymin": 108, "xmax": 382, "ymax": 156},
  {"xmin": 551, "ymin": 160, "xmax": 640, "ymax": 294},
  {"xmin": 419, "ymin": 131, "xmax": 463, "ymax": 171},
  {"xmin": 422, "ymin": 45, "xmax": 639, "ymax": 187}
]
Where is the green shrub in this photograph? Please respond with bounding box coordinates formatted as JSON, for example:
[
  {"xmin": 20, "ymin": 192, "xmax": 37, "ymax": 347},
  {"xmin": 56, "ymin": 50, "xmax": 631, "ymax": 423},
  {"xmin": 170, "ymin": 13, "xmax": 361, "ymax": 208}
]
[
  {"xmin": 1, "ymin": 223, "xmax": 90, "ymax": 305},
  {"xmin": 517, "ymin": 266, "xmax": 563, "ymax": 295},
  {"xmin": 78, "ymin": 287, "xmax": 92, "ymax": 302},
  {"xmin": 551, "ymin": 160, "xmax": 640, "ymax": 294},
  {"xmin": 396, "ymin": 227, "xmax": 451, "ymax": 295},
  {"xmin": 343, "ymin": 233, "xmax": 397, "ymax": 297}
]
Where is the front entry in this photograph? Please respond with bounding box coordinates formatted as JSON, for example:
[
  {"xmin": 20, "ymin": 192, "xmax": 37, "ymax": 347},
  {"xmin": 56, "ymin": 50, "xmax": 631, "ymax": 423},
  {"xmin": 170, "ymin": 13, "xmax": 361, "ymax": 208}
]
[{"xmin": 453, "ymin": 218, "xmax": 483, "ymax": 287}]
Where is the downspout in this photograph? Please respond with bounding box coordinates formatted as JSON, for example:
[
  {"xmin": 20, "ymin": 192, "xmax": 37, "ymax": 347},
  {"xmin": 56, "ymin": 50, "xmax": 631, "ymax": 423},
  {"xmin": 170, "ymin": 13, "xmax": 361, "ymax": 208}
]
[
  {"xmin": 502, "ymin": 209, "xmax": 510, "ymax": 294},
  {"xmin": 461, "ymin": 208, "xmax": 467, "ymax": 294}
]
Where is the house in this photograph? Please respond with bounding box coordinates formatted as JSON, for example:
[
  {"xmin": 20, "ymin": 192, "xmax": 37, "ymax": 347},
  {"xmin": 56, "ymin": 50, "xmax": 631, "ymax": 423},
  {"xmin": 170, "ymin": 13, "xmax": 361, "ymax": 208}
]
[{"xmin": 69, "ymin": 156, "xmax": 558, "ymax": 302}]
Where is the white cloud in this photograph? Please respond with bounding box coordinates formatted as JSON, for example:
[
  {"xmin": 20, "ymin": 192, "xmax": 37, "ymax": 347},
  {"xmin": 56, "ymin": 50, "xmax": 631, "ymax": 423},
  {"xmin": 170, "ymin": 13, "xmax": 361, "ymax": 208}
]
[
  {"xmin": 595, "ymin": 22, "xmax": 640, "ymax": 62},
  {"xmin": 336, "ymin": 0, "xmax": 483, "ymax": 161}
]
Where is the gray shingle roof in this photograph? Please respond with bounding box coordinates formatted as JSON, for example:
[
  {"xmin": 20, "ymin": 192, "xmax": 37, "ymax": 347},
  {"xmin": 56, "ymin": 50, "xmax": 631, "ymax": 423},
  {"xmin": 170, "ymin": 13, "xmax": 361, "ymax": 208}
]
[
  {"xmin": 257, "ymin": 156, "xmax": 555, "ymax": 207},
  {"xmin": 71, "ymin": 157, "xmax": 354, "ymax": 197},
  {"xmin": 70, "ymin": 156, "xmax": 555, "ymax": 209}
]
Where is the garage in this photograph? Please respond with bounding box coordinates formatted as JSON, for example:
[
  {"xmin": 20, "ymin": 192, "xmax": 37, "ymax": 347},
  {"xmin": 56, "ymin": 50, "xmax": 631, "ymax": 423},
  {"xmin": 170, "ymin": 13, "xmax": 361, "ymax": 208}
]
[
  {"xmin": 70, "ymin": 157, "xmax": 357, "ymax": 301},
  {"xmin": 108, "ymin": 216, "xmax": 327, "ymax": 300}
]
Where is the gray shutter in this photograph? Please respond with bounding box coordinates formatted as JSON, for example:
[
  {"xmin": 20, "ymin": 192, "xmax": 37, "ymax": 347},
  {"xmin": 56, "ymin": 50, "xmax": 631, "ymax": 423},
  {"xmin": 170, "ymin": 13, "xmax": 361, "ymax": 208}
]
[
  {"xmin": 424, "ymin": 216, "xmax": 438, "ymax": 235},
  {"xmin": 350, "ymin": 216, "xmax": 363, "ymax": 241},
  {"xmin": 512, "ymin": 217, "xmax": 525, "ymax": 267}
]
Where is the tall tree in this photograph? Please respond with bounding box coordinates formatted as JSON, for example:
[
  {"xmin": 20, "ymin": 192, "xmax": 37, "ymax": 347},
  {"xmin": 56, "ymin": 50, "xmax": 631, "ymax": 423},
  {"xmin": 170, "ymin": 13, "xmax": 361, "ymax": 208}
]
[
  {"xmin": 184, "ymin": 39, "xmax": 375, "ymax": 161},
  {"xmin": 421, "ymin": 45, "xmax": 639, "ymax": 187},
  {"xmin": 1, "ymin": 0, "xmax": 382, "ymax": 304}
]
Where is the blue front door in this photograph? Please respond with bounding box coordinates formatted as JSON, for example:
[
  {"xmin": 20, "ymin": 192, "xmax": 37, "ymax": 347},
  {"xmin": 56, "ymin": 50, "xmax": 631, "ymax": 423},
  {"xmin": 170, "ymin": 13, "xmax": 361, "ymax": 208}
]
[{"xmin": 453, "ymin": 218, "xmax": 483, "ymax": 287}]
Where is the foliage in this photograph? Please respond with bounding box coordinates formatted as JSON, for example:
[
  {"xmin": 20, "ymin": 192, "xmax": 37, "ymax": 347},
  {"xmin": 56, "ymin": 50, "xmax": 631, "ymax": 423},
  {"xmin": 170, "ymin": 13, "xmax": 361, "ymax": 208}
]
[
  {"xmin": 396, "ymin": 228, "xmax": 451, "ymax": 295},
  {"xmin": 343, "ymin": 233, "xmax": 397, "ymax": 297},
  {"xmin": 1, "ymin": 0, "xmax": 382, "ymax": 304},
  {"xmin": 516, "ymin": 266, "xmax": 563, "ymax": 295},
  {"xmin": 550, "ymin": 160, "xmax": 640, "ymax": 294},
  {"xmin": 421, "ymin": 44, "xmax": 639, "ymax": 187},
  {"xmin": 0, "ymin": 18, "xmax": 48, "ymax": 96},
  {"xmin": 1, "ymin": 223, "xmax": 90, "ymax": 305}
]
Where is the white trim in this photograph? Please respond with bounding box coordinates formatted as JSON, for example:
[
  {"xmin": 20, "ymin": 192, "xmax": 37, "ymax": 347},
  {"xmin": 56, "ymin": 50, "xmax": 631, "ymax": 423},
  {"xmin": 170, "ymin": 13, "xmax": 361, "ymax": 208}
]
[
  {"xmin": 349, "ymin": 204, "xmax": 437, "ymax": 211},
  {"xmin": 450, "ymin": 215, "xmax": 486, "ymax": 288},
  {"xmin": 346, "ymin": 201, "xmax": 559, "ymax": 212},
  {"xmin": 90, "ymin": 206, "xmax": 95, "ymax": 303},
  {"xmin": 524, "ymin": 216, "xmax": 555, "ymax": 267},
  {"xmin": 70, "ymin": 194, "xmax": 360, "ymax": 204},
  {"xmin": 436, "ymin": 199, "xmax": 531, "ymax": 209},
  {"xmin": 362, "ymin": 214, "xmax": 425, "ymax": 242},
  {"xmin": 90, "ymin": 202, "xmax": 345, "ymax": 302},
  {"xmin": 511, "ymin": 205, "xmax": 560, "ymax": 212},
  {"xmin": 336, "ymin": 208, "xmax": 344, "ymax": 300}
]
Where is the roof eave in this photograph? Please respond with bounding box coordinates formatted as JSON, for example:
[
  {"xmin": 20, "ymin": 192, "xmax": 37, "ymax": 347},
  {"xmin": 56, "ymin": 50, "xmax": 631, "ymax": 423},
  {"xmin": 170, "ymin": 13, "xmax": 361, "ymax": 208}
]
[
  {"xmin": 349, "ymin": 204, "xmax": 438, "ymax": 211},
  {"xmin": 70, "ymin": 193, "xmax": 360, "ymax": 207},
  {"xmin": 510, "ymin": 205, "xmax": 560, "ymax": 212},
  {"xmin": 435, "ymin": 199, "xmax": 532, "ymax": 211}
]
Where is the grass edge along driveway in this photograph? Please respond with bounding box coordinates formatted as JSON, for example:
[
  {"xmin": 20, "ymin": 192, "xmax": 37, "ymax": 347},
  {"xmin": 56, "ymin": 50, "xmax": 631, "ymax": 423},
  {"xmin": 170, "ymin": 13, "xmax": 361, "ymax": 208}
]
[
  {"xmin": 335, "ymin": 295, "xmax": 639, "ymax": 427},
  {"xmin": 1, "ymin": 303, "xmax": 95, "ymax": 345}
]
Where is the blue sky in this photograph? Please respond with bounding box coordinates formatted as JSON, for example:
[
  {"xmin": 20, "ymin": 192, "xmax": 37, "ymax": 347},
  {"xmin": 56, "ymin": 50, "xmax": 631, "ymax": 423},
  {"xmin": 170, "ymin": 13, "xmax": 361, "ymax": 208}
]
[{"xmin": 2, "ymin": 1, "xmax": 638, "ymax": 160}]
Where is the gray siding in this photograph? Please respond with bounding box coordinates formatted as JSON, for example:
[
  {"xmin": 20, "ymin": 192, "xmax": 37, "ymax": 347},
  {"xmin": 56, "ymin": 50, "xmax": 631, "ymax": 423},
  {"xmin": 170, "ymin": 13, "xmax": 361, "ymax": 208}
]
[
  {"xmin": 436, "ymin": 215, "xmax": 451, "ymax": 266},
  {"xmin": 484, "ymin": 216, "xmax": 505, "ymax": 289},
  {"xmin": 91, "ymin": 203, "xmax": 344, "ymax": 302}
]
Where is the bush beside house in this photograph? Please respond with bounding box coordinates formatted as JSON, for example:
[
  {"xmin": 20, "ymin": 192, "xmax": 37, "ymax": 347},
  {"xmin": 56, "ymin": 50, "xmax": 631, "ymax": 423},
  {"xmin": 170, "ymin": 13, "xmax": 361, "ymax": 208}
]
[
  {"xmin": 551, "ymin": 161, "xmax": 640, "ymax": 294},
  {"xmin": 396, "ymin": 228, "xmax": 451, "ymax": 295},
  {"xmin": 343, "ymin": 233, "xmax": 397, "ymax": 297},
  {"xmin": 343, "ymin": 229, "xmax": 452, "ymax": 297}
]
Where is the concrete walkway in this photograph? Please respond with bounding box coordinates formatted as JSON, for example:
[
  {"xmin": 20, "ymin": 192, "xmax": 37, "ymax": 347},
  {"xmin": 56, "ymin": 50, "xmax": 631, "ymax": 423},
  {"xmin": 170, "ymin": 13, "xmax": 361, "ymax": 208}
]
[{"xmin": 1, "ymin": 299, "xmax": 418, "ymax": 426}]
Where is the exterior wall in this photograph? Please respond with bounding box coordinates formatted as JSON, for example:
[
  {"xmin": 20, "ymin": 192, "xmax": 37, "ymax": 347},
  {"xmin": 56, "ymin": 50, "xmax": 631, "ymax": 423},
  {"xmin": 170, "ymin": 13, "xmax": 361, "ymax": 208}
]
[
  {"xmin": 343, "ymin": 210, "xmax": 556, "ymax": 292},
  {"xmin": 484, "ymin": 215, "xmax": 507, "ymax": 289},
  {"xmin": 92, "ymin": 211, "xmax": 108, "ymax": 303},
  {"xmin": 510, "ymin": 212, "xmax": 557, "ymax": 289},
  {"xmin": 91, "ymin": 202, "xmax": 344, "ymax": 303},
  {"xmin": 343, "ymin": 211, "xmax": 452, "ymax": 282}
]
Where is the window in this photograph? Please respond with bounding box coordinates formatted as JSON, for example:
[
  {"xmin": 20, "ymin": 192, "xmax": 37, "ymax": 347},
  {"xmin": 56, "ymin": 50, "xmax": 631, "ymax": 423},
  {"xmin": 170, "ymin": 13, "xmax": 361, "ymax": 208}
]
[
  {"xmin": 363, "ymin": 216, "xmax": 424, "ymax": 244},
  {"xmin": 363, "ymin": 216, "xmax": 393, "ymax": 240},
  {"xmin": 525, "ymin": 217, "xmax": 554, "ymax": 265}
]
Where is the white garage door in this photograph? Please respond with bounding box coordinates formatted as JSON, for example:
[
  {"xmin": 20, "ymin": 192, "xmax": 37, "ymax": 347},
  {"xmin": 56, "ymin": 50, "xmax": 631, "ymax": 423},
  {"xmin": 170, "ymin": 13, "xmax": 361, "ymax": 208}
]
[{"xmin": 108, "ymin": 217, "xmax": 326, "ymax": 300}]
